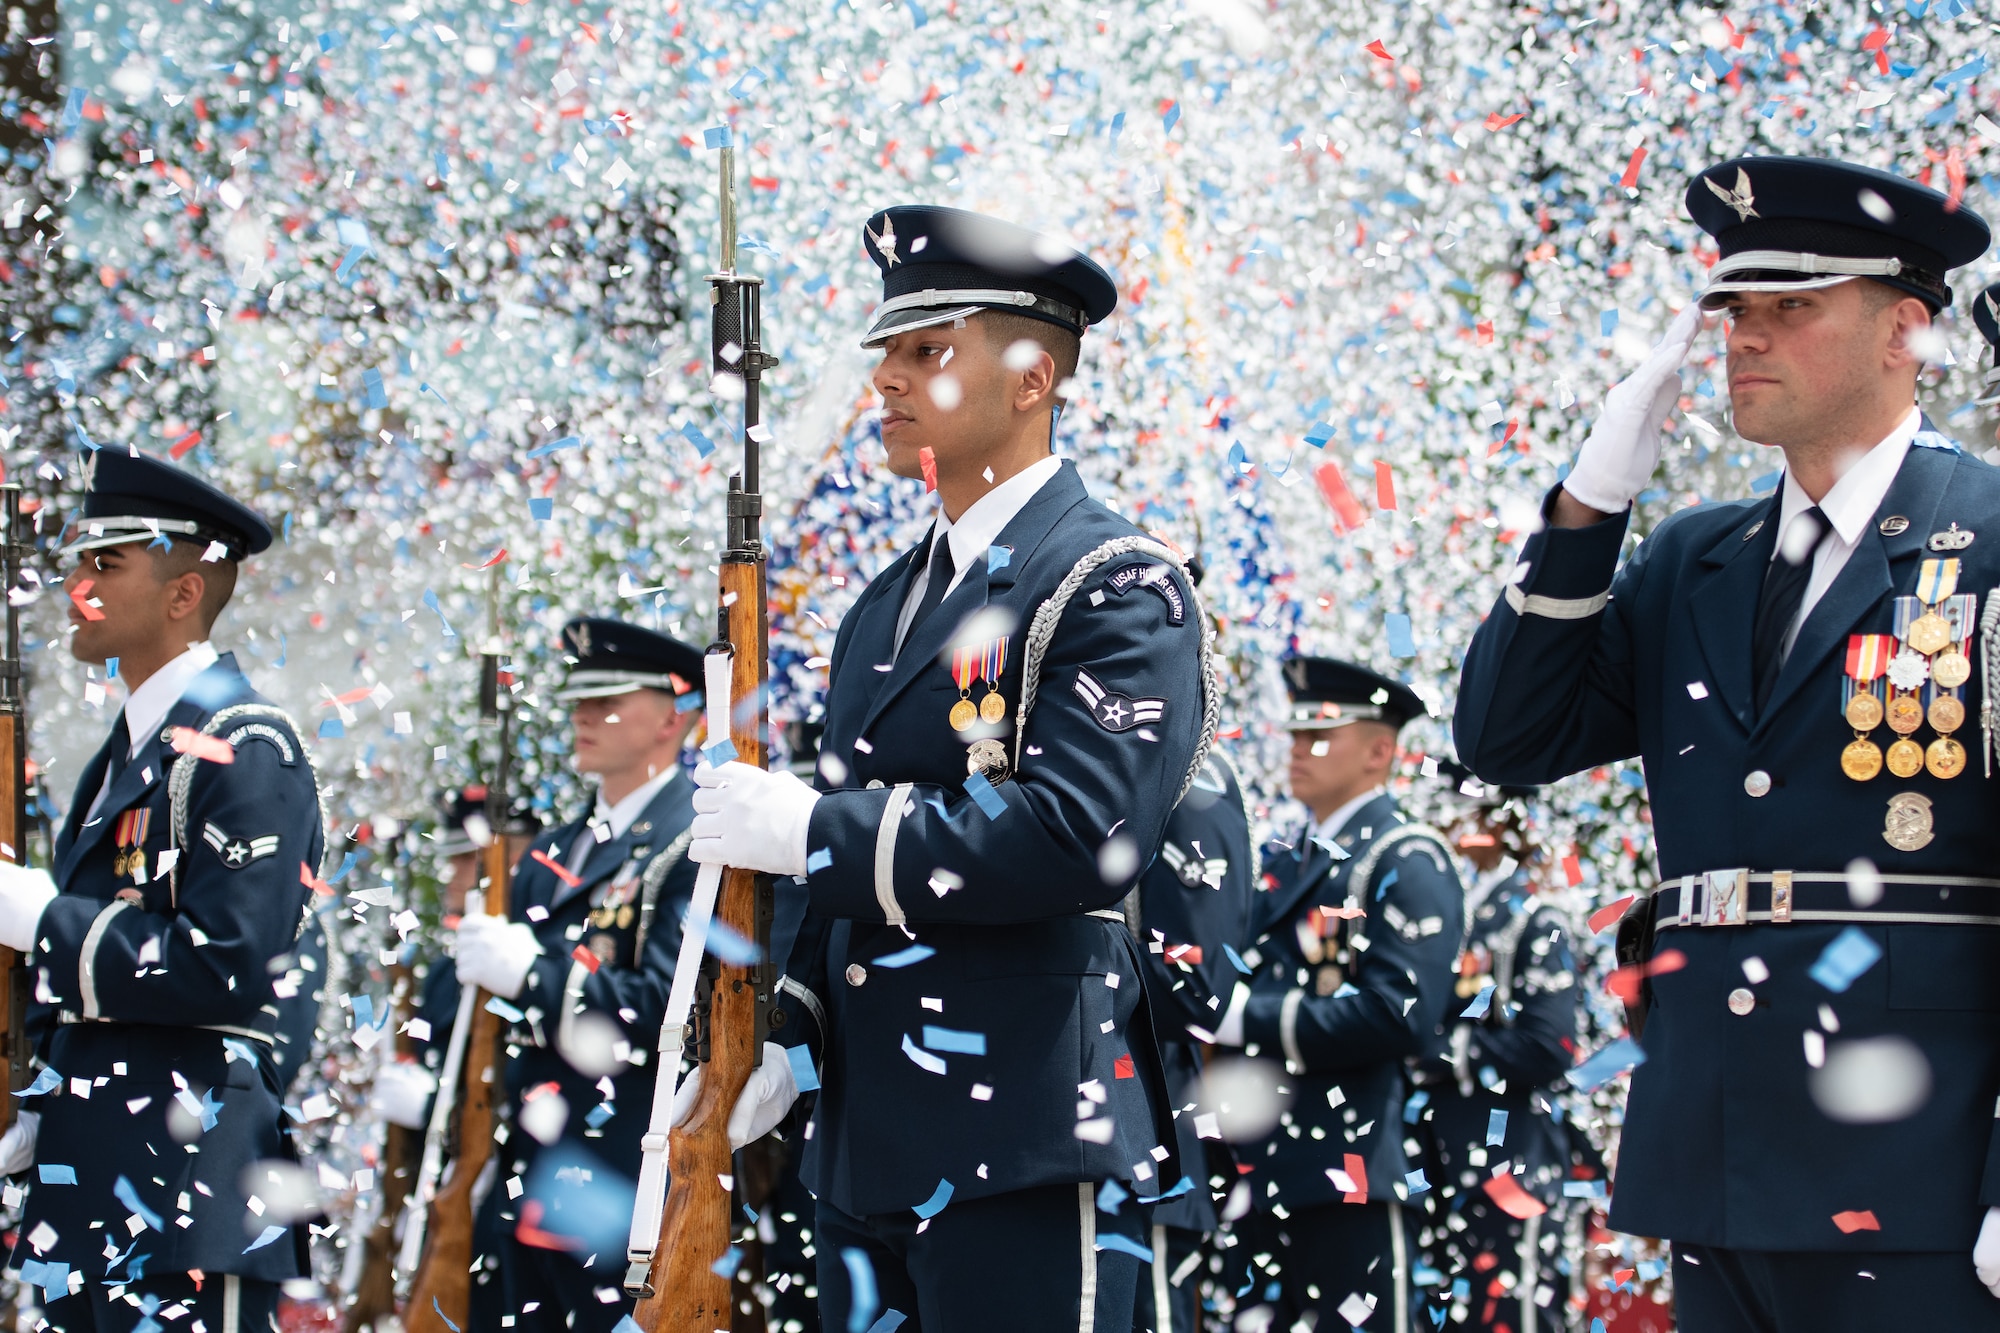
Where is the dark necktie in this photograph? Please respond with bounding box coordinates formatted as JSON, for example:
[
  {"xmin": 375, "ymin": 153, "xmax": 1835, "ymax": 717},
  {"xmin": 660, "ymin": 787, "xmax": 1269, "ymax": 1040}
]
[
  {"xmin": 1751, "ymin": 505, "xmax": 1829, "ymax": 714},
  {"xmin": 104, "ymin": 713, "xmax": 133, "ymax": 791},
  {"xmin": 903, "ymin": 533, "xmax": 957, "ymax": 646}
]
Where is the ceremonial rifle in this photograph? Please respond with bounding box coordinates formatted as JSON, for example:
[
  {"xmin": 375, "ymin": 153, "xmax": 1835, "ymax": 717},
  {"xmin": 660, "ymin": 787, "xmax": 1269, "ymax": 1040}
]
[
  {"xmin": 626, "ymin": 141, "xmax": 780, "ymax": 1331},
  {"xmin": 403, "ymin": 568, "xmax": 515, "ymax": 1332},
  {"xmin": 0, "ymin": 485, "xmax": 30, "ymax": 1130}
]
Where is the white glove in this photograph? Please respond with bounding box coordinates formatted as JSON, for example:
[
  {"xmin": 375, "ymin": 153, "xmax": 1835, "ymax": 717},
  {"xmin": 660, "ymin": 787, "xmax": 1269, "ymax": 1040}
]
[
  {"xmin": 1212, "ymin": 982, "xmax": 1251, "ymax": 1047},
  {"xmin": 372, "ymin": 1061, "xmax": 439, "ymax": 1131},
  {"xmin": 454, "ymin": 914, "xmax": 542, "ymax": 1001},
  {"xmin": 1975, "ymin": 1206, "xmax": 2000, "ymax": 1298},
  {"xmin": 1561, "ymin": 302, "xmax": 1704, "ymax": 514},
  {"xmin": 689, "ymin": 761, "xmax": 821, "ymax": 879},
  {"xmin": 668, "ymin": 1041, "xmax": 801, "ymax": 1154},
  {"xmin": 0, "ymin": 1110, "xmax": 38, "ymax": 1176},
  {"xmin": 0, "ymin": 863, "xmax": 56, "ymax": 953}
]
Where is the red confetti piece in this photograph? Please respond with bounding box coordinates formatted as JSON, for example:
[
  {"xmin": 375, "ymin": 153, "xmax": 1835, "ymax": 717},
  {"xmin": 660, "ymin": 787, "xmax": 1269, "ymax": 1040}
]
[
  {"xmin": 1945, "ymin": 145, "xmax": 1966, "ymax": 214},
  {"xmin": 1484, "ymin": 112, "xmax": 1524, "ymax": 131},
  {"xmin": 1589, "ymin": 895, "xmax": 1637, "ymax": 935},
  {"xmin": 300, "ymin": 862, "xmax": 333, "ymax": 896},
  {"xmin": 571, "ymin": 944, "xmax": 602, "ymax": 973},
  {"xmin": 1340, "ymin": 1152, "xmax": 1369, "ymax": 1203},
  {"xmin": 919, "ymin": 446, "xmax": 937, "ymax": 493},
  {"xmin": 1374, "ymin": 460, "xmax": 1397, "ymax": 511},
  {"xmin": 1113, "ymin": 1053, "xmax": 1135, "ymax": 1079},
  {"xmin": 462, "ymin": 546, "xmax": 508, "ymax": 571},
  {"xmin": 1832, "ymin": 1209, "xmax": 1881, "ymax": 1234},
  {"xmin": 1163, "ymin": 943, "xmax": 1203, "ymax": 965},
  {"xmin": 169, "ymin": 431, "xmax": 202, "ymax": 460},
  {"xmin": 1620, "ymin": 146, "xmax": 1647, "ymax": 190},
  {"xmin": 1481, "ymin": 1172, "xmax": 1548, "ymax": 1219},
  {"xmin": 1365, "ymin": 39, "xmax": 1393, "ymax": 60},
  {"xmin": 1606, "ymin": 948, "xmax": 1686, "ymax": 1004},
  {"xmin": 1562, "ymin": 849, "xmax": 1583, "ymax": 886},
  {"xmin": 170, "ymin": 727, "xmax": 235, "ymax": 764},
  {"xmin": 531, "ymin": 848, "xmax": 583, "ymax": 888},
  {"xmin": 68, "ymin": 579, "xmax": 107, "ymax": 622},
  {"xmin": 1313, "ymin": 462, "xmax": 1368, "ymax": 534}
]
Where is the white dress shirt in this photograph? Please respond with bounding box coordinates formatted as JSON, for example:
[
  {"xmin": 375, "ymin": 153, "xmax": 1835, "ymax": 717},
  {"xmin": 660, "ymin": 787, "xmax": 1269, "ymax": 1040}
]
[
  {"xmin": 1771, "ymin": 406, "xmax": 1919, "ymax": 658},
  {"xmin": 1310, "ymin": 784, "xmax": 1388, "ymax": 848},
  {"xmin": 594, "ymin": 765, "xmax": 682, "ymax": 840},
  {"xmin": 892, "ymin": 454, "xmax": 1066, "ymax": 655},
  {"xmin": 86, "ymin": 640, "xmax": 220, "ymax": 821}
]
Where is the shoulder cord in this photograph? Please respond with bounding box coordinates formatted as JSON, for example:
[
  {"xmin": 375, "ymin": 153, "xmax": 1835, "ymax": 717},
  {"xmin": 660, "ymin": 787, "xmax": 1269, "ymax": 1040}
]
[
  {"xmin": 1344, "ymin": 823, "xmax": 1455, "ymax": 958},
  {"xmin": 1981, "ymin": 587, "xmax": 2000, "ymax": 779},
  {"xmin": 630, "ymin": 826, "xmax": 696, "ymax": 960},
  {"xmin": 1014, "ymin": 536, "xmax": 1218, "ymax": 806},
  {"xmin": 167, "ymin": 703, "xmax": 324, "ymax": 914}
]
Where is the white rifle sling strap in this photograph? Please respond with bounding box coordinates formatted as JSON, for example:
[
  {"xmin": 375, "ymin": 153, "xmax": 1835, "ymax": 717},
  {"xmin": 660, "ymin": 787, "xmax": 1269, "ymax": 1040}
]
[
  {"xmin": 397, "ymin": 888, "xmax": 486, "ymax": 1281},
  {"xmin": 626, "ymin": 649, "xmax": 734, "ymax": 1285}
]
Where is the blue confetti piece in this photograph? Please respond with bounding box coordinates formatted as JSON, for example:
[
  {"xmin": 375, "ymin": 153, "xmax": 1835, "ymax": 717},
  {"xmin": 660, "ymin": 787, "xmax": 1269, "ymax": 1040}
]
[
  {"xmin": 421, "ymin": 589, "xmax": 455, "ymax": 638},
  {"xmin": 905, "ymin": 0, "xmax": 928, "ymax": 25},
  {"xmin": 106, "ymin": 656, "xmax": 119, "ymax": 680},
  {"xmin": 1564, "ymin": 1036, "xmax": 1647, "ymax": 1092},
  {"xmin": 705, "ymin": 920, "xmax": 763, "ymax": 965},
  {"xmin": 873, "ymin": 944, "xmax": 936, "ymax": 969},
  {"xmin": 986, "ymin": 545, "xmax": 1012, "ymax": 573},
  {"xmin": 1403, "ymin": 1088, "xmax": 1430, "ymax": 1123},
  {"xmin": 526, "ymin": 435, "xmax": 582, "ymax": 459},
  {"xmin": 362, "ymin": 368, "xmax": 386, "ymax": 409},
  {"xmin": 612, "ymin": 1319, "xmax": 645, "ymax": 1333},
  {"xmin": 16, "ymin": 1067, "xmax": 60, "ymax": 1101},
  {"xmin": 912, "ymin": 1179, "xmax": 954, "ymax": 1219},
  {"xmin": 351, "ymin": 994, "xmax": 374, "ymax": 1028},
  {"xmin": 484, "ymin": 996, "xmax": 525, "ymax": 1022},
  {"xmin": 1094, "ymin": 1232, "xmax": 1155, "ymax": 1262},
  {"xmin": 702, "ymin": 738, "xmax": 739, "ymax": 766},
  {"xmin": 921, "ymin": 1026, "xmax": 986, "ymax": 1056},
  {"xmin": 317, "ymin": 718, "xmax": 345, "ymax": 740},
  {"xmin": 866, "ymin": 1314, "xmax": 908, "ymax": 1333},
  {"xmin": 114, "ymin": 1176, "xmax": 162, "ymax": 1231},
  {"xmin": 1487, "ymin": 1109, "xmax": 1509, "ymax": 1145},
  {"xmin": 1136, "ymin": 1174, "xmax": 1194, "ymax": 1204},
  {"xmin": 1096, "ymin": 1179, "xmax": 1129, "ymax": 1213},
  {"xmin": 528, "ymin": 497, "xmax": 554, "ymax": 522},
  {"xmin": 712, "ymin": 1246, "xmax": 743, "ymax": 1278},
  {"xmin": 785, "ymin": 1043, "xmax": 820, "ymax": 1093},
  {"xmin": 429, "ymin": 1295, "xmax": 461, "ymax": 1332},
  {"xmin": 334, "ymin": 244, "xmax": 370, "ymax": 286},
  {"xmin": 37, "ymin": 1164, "xmax": 74, "ymax": 1185},
  {"xmin": 1810, "ymin": 926, "xmax": 1881, "ymax": 993},
  {"xmin": 317, "ymin": 30, "xmax": 344, "ymax": 51},
  {"xmin": 19, "ymin": 1259, "xmax": 68, "ymax": 1302},
  {"xmin": 842, "ymin": 1247, "xmax": 879, "ymax": 1333},
  {"xmin": 1304, "ymin": 421, "xmax": 1334, "ymax": 447},
  {"xmin": 806, "ymin": 848, "xmax": 832, "ymax": 873},
  {"xmin": 434, "ymin": 151, "xmax": 450, "ymax": 180},
  {"xmin": 327, "ymin": 851, "xmax": 358, "ymax": 885},
  {"xmin": 681, "ymin": 421, "xmax": 717, "ymax": 458},
  {"xmin": 963, "ymin": 771, "xmax": 1007, "ymax": 819},
  {"xmin": 585, "ymin": 1102, "xmax": 615, "ymax": 1128},
  {"xmin": 703, "ymin": 125, "xmax": 733, "ymax": 150},
  {"xmin": 1937, "ymin": 53, "xmax": 1987, "ymax": 86},
  {"xmin": 1222, "ymin": 943, "xmax": 1252, "ymax": 974},
  {"xmin": 1404, "ymin": 1169, "xmax": 1430, "ymax": 1196},
  {"xmin": 1600, "ymin": 308, "xmax": 1619, "ymax": 337},
  {"xmin": 1385, "ymin": 612, "xmax": 1416, "ymax": 658},
  {"xmin": 1162, "ymin": 101, "xmax": 1180, "ymax": 133},
  {"xmin": 1460, "ymin": 982, "xmax": 1495, "ymax": 1020}
]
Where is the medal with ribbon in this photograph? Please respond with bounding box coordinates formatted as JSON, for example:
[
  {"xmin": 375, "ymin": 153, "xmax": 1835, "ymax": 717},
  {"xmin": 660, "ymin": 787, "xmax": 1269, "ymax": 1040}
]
[
  {"xmin": 978, "ymin": 635, "xmax": 1010, "ymax": 725},
  {"xmin": 1906, "ymin": 558, "xmax": 1960, "ymax": 656},
  {"xmin": 949, "ymin": 646, "xmax": 980, "ymax": 732},
  {"xmin": 1886, "ymin": 597, "xmax": 1931, "ymax": 776},
  {"xmin": 1924, "ymin": 593, "xmax": 1979, "ymax": 779},
  {"xmin": 1841, "ymin": 634, "xmax": 1892, "ymax": 781},
  {"xmin": 114, "ymin": 806, "xmax": 150, "ymax": 880}
]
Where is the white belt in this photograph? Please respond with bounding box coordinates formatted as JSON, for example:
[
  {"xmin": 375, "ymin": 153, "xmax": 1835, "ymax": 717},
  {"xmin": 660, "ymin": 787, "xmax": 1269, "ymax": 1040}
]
[{"xmin": 1652, "ymin": 869, "xmax": 2000, "ymax": 931}]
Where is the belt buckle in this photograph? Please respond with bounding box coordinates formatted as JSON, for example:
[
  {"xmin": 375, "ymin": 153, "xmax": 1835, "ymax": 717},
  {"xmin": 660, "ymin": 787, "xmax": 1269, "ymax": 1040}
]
[
  {"xmin": 1677, "ymin": 876, "xmax": 1697, "ymax": 927},
  {"xmin": 1771, "ymin": 870, "xmax": 1794, "ymax": 923},
  {"xmin": 1704, "ymin": 869, "xmax": 1747, "ymax": 927}
]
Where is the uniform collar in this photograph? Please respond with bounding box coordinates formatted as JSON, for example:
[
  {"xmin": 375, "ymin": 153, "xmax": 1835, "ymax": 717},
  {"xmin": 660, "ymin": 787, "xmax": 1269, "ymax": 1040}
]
[
  {"xmin": 593, "ymin": 765, "xmax": 681, "ymax": 840},
  {"xmin": 119, "ymin": 641, "xmax": 220, "ymax": 755},
  {"xmin": 1774, "ymin": 405, "xmax": 1918, "ymax": 551},
  {"xmin": 1312, "ymin": 785, "xmax": 1388, "ymax": 845},
  {"xmin": 931, "ymin": 454, "xmax": 1064, "ymax": 592}
]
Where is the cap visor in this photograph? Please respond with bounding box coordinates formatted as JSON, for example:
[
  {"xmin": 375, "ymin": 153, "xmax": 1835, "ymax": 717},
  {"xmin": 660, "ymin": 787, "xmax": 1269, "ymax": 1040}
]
[
  {"xmin": 58, "ymin": 530, "xmax": 164, "ymax": 558},
  {"xmin": 1281, "ymin": 716, "xmax": 1366, "ymax": 732},
  {"xmin": 1697, "ymin": 273, "xmax": 1856, "ymax": 309},
  {"xmin": 554, "ymin": 681, "xmax": 656, "ymax": 702},
  {"xmin": 860, "ymin": 304, "xmax": 986, "ymax": 349}
]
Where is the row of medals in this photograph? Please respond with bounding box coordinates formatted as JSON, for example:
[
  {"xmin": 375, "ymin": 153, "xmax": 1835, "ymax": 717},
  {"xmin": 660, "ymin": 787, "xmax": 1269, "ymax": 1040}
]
[
  {"xmin": 1842, "ymin": 609, "xmax": 1970, "ymax": 782},
  {"xmin": 952, "ymin": 684, "xmax": 1012, "ymax": 782}
]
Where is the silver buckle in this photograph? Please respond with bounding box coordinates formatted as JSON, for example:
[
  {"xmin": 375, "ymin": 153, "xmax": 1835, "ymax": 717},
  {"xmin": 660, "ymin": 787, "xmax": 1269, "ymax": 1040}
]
[{"xmin": 1704, "ymin": 869, "xmax": 1747, "ymax": 926}]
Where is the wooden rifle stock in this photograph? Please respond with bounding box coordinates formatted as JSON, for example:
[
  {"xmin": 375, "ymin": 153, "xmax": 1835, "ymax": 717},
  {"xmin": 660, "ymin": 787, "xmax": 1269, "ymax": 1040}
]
[
  {"xmin": 343, "ymin": 959, "xmax": 421, "ymax": 1333},
  {"xmin": 0, "ymin": 485, "xmax": 28, "ymax": 1133}
]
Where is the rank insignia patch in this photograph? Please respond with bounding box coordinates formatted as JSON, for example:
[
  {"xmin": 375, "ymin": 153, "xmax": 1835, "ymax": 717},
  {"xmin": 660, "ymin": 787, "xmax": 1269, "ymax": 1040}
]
[
  {"xmin": 1072, "ymin": 669, "xmax": 1166, "ymax": 733},
  {"xmin": 202, "ymin": 822, "xmax": 280, "ymax": 868}
]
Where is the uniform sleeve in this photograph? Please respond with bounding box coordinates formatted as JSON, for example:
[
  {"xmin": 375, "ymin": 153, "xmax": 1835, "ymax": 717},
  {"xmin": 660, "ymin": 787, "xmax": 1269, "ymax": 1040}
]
[
  {"xmin": 802, "ymin": 563, "xmax": 1204, "ymax": 927},
  {"xmin": 1458, "ymin": 910, "xmax": 1578, "ymax": 1091},
  {"xmin": 1453, "ymin": 490, "xmax": 1653, "ymax": 786},
  {"xmin": 1245, "ymin": 838, "xmax": 1464, "ymax": 1074},
  {"xmin": 521, "ymin": 850, "xmax": 692, "ymax": 1059},
  {"xmin": 34, "ymin": 729, "xmax": 318, "ymax": 1029},
  {"xmin": 1136, "ymin": 793, "xmax": 1256, "ymax": 1042}
]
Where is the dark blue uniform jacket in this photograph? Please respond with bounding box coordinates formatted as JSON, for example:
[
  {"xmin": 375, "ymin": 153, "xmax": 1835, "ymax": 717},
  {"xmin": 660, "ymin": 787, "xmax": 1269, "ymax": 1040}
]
[
  {"xmin": 776, "ymin": 461, "xmax": 1208, "ymax": 1217},
  {"xmin": 16, "ymin": 654, "xmax": 323, "ymax": 1284},
  {"xmin": 1455, "ymin": 435, "xmax": 2000, "ymax": 1250},
  {"xmin": 1237, "ymin": 792, "xmax": 1464, "ymax": 1211},
  {"xmin": 1131, "ymin": 752, "xmax": 1257, "ymax": 1232}
]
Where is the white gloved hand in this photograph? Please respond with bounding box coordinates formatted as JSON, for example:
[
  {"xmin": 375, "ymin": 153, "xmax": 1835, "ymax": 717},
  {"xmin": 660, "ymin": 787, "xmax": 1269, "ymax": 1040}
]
[
  {"xmin": 0, "ymin": 863, "xmax": 56, "ymax": 954},
  {"xmin": 1561, "ymin": 302, "xmax": 1705, "ymax": 514},
  {"xmin": 454, "ymin": 914, "xmax": 542, "ymax": 1001},
  {"xmin": 668, "ymin": 1041, "xmax": 802, "ymax": 1154},
  {"xmin": 372, "ymin": 1061, "xmax": 439, "ymax": 1131},
  {"xmin": 1975, "ymin": 1206, "xmax": 2000, "ymax": 1298},
  {"xmin": 0, "ymin": 1110, "xmax": 38, "ymax": 1176},
  {"xmin": 689, "ymin": 762, "xmax": 821, "ymax": 878},
  {"xmin": 1212, "ymin": 982, "xmax": 1252, "ymax": 1047}
]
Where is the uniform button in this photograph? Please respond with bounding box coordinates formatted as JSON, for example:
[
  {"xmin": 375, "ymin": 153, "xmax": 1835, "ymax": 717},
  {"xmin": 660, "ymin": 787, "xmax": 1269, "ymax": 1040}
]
[
  {"xmin": 866, "ymin": 779, "xmax": 885, "ymax": 790},
  {"xmin": 845, "ymin": 964, "xmax": 867, "ymax": 987},
  {"xmin": 1727, "ymin": 987, "xmax": 1756, "ymax": 1015},
  {"xmin": 1743, "ymin": 770, "xmax": 1772, "ymax": 798}
]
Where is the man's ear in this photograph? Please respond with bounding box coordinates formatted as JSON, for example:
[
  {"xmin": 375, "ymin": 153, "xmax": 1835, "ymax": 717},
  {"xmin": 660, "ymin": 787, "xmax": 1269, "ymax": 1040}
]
[
  {"xmin": 1012, "ymin": 347, "xmax": 1056, "ymax": 414},
  {"xmin": 1883, "ymin": 297, "xmax": 1934, "ymax": 370},
  {"xmin": 164, "ymin": 571, "xmax": 207, "ymax": 626}
]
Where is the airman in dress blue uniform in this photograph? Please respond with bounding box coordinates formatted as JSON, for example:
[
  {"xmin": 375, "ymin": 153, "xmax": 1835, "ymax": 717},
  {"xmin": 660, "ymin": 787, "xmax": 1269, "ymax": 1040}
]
[
  {"xmin": 1415, "ymin": 767, "xmax": 1579, "ymax": 1333},
  {"xmin": 0, "ymin": 449, "xmax": 323, "ymax": 1332},
  {"xmin": 452, "ymin": 618, "xmax": 703, "ymax": 1332},
  {"xmin": 1127, "ymin": 747, "xmax": 1257, "ymax": 1333},
  {"xmin": 682, "ymin": 205, "xmax": 1213, "ymax": 1331},
  {"xmin": 1212, "ymin": 659, "xmax": 1465, "ymax": 1333},
  {"xmin": 1454, "ymin": 157, "xmax": 2000, "ymax": 1329}
]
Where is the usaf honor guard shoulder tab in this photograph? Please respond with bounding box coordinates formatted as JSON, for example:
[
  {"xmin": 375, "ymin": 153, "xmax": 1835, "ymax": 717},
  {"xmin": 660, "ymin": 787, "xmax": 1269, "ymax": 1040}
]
[{"xmin": 1099, "ymin": 560, "xmax": 1186, "ymax": 625}]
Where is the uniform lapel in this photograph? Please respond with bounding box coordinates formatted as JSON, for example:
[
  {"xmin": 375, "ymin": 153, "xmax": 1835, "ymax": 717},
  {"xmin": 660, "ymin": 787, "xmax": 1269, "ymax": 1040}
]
[
  {"xmin": 1255, "ymin": 842, "xmax": 1330, "ymax": 939},
  {"xmin": 855, "ymin": 463, "xmax": 1084, "ymax": 738},
  {"xmin": 1686, "ymin": 497, "xmax": 1782, "ymax": 732},
  {"xmin": 64, "ymin": 723, "xmax": 180, "ymax": 877},
  {"xmin": 1757, "ymin": 445, "xmax": 1950, "ymax": 729},
  {"xmin": 55, "ymin": 729, "xmax": 123, "ymax": 884}
]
